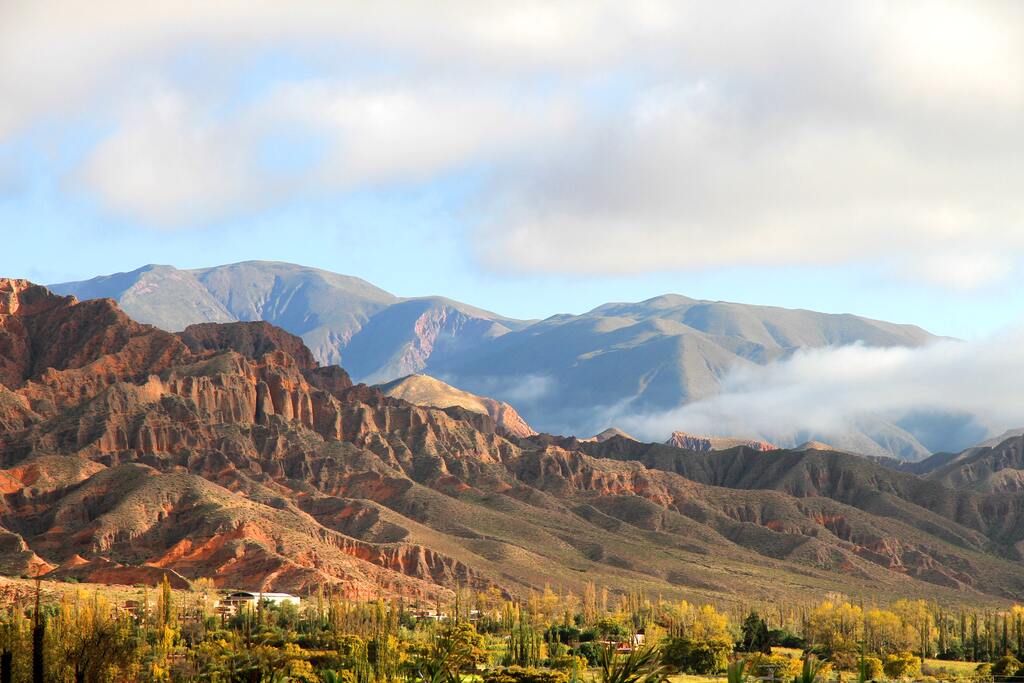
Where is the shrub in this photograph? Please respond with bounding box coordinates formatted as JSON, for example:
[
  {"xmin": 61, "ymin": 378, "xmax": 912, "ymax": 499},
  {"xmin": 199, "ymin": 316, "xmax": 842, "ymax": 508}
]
[
  {"xmin": 746, "ymin": 652, "xmax": 802, "ymax": 679},
  {"xmin": 483, "ymin": 666, "xmax": 569, "ymax": 683},
  {"xmin": 884, "ymin": 653, "xmax": 922, "ymax": 680},
  {"xmin": 545, "ymin": 655, "xmax": 587, "ymax": 672},
  {"xmin": 862, "ymin": 656, "xmax": 884, "ymax": 681},
  {"xmin": 974, "ymin": 663, "xmax": 993, "ymax": 680},
  {"xmin": 574, "ymin": 642, "xmax": 601, "ymax": 666},
  {"xmin": 661, "ymin": 637, "xmax": 730, "ymax": 675},
  {"xmin": 688, "ymin": 642, "xmax": 730, "ymax": 675},
  {"xmin": 661, "ymin": 637, "xmax": 693, "ymax": 671},
  {"xmin": 829, "ymin": 650, "xmax": 859, "ymax": 672},
  {"xmin": 773, "ymin": 632, "xmax": 808, "ymax": 649},
  {"xmin": 992, "ymin": 656, "xmax": 1022, "ymax": 677}
]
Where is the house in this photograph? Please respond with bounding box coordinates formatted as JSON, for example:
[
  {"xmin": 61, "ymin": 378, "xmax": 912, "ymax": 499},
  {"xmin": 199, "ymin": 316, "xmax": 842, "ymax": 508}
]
[
  {"xmin": 216, "ymin": 591, "xmax": 301, "ymax": 615},
  {"xmin": 409, "ymin": 607, "xmax": 448, "ymax": 622},
  {"xmin": 601, "ymin": 630, "xmax": 646, "ymax": 654}
]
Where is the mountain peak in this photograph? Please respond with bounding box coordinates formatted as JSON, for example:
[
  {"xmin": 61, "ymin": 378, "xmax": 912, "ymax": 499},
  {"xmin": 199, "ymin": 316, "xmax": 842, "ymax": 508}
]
[
  {"xmin": 52, "ymin": 261, "xmax": 944, "ymax": 458},
  {"xmin": 377, "ymin": 373, "xmax": 535, "ymax": 438}
]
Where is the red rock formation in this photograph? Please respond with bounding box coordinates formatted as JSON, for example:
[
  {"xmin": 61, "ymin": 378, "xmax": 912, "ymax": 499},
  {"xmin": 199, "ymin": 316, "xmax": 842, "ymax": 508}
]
[
  {"xmin": 1, "ymin": 279, "xmax": 1023, "ymax": 603},
  {"xmin": 179, "ymin": 321, "xmax": 319, "ymax": 371}
]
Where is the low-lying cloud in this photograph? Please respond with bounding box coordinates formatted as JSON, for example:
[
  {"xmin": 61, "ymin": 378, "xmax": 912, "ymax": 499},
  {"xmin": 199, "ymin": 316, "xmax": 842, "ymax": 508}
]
[{"xmin": 614, "ymin": 329, "xmax": 1024, "ymax": 452}]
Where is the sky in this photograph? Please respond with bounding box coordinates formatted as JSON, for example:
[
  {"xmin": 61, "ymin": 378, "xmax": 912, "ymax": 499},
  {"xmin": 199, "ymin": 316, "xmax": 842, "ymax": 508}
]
[{"xmin": 2, "ymin": 1, "xmax": 1024, "ymax": 339}]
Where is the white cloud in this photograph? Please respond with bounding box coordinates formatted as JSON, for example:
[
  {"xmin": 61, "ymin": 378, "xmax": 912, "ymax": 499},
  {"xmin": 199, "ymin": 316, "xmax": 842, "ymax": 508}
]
[
  {"xmin": 71, "ymin": 79, "xmax": 576, "ymax": 225},
  {"xmin": 614, "ymin": 330, "xmax": 1024, "ymax": 448},
  {"xmin": 3, "ymin": 1, "xmax": 1024, "ymax": 285},
  {"xmin": 259, "ymin": 81, "xmax": 575, "ymax": 188},
  {"xmin": 74, "ymin": 89, "xmax": 266, "ymax": 226}
]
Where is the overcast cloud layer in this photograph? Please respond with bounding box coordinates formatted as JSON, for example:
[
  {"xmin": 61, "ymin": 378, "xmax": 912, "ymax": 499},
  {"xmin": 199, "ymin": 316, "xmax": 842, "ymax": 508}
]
[{"xmin": 3, "ymin": 1, "xmax": 1023, "ymax": 288}]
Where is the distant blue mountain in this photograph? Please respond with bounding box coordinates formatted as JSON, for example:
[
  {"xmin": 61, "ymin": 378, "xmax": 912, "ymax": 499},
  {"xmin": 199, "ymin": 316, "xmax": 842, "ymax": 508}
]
[{"xmin": 53, "ymin": 261, "xmax": 940, "ymax": 458}]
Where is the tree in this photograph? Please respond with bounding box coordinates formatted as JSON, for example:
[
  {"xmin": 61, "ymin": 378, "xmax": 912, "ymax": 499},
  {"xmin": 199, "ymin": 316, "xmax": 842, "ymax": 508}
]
[
  {"xmin": 52, "ymin": 596, "xmax": 136, "ymax": 683},
  {"xmin": 31, "ymin": 579, "xmax": 43, "ymax": 683},
  {"xmin": 741, "ymin": 612, "xmax": 771, "ymax": 654}
]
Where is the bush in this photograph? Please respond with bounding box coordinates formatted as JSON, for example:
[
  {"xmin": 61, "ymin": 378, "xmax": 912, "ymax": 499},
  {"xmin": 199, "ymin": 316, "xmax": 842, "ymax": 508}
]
[
  {"xmin": 746, "ymin": 653, "xmax": 802, "ymax": 679},
  {"xmin": 992, "ymin": 656, "xmax": 1022, "ymax": 677},
  {"xmin": 661, "ymin": 637, "xmax": 694, "ymax": 671},
  {"xmin": 884, "ymin": 653, "xmax": 922, "ymax": 680},
  {"xmin": 661, "ymin": 637, "xmax": 730, "ymax": 675},
  {"xmin": 768, "ymin": 631, "xmax": 808, "ymax": 649},
  {"xmin": 862, "ymin": 656, "xmax": 884, "ymax": 681},
  {"xmin": 482, "ymin": 667, "xmax": 569, "ymax": 683},
  {"xmin": 974, "ymin": 663, "xmax": 992, "ymax": 680},
  {"xmin": 829, "ymin": 650, "xmax": 860, "ymax": 672},
  {"xmin": 545, "ymin": 655, "xmax": 587, "ymax": 673},
  {"xmin": 574, "ymin": 642, "xmax": 601, "ymax": 666},
  {"xmin": 689, "ymin": 642, "xmax": 731, "ymax": 675}
]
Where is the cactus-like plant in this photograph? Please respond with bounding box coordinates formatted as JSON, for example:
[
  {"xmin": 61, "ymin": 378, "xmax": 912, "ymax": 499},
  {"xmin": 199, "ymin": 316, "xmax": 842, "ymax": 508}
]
[
  {"xmin": 793, "ymin": 655, "xmax": 827, "ymax": 683},
  {"xmin": 727, "ymin": 658, "xmax": 748, "ymax": 683},
  {"xmin": 597, "ymin": 644, "xmax": 671, "ymax": 683}
]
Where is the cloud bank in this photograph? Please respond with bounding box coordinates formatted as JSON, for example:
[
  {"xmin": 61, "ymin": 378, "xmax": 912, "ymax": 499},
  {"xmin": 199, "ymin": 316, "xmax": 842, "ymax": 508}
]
[{"xmin": 615, "ymin": 330, "xmax": 1024, "ymax": 452}]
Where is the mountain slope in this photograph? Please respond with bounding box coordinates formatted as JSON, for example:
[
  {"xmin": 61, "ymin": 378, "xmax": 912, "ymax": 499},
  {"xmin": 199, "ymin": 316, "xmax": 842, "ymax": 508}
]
[
  {"xmin": 377, "ymin": 374, "xmax": 535, "ymax": 438},
  {"xmin": 3, "ymin": 278, "xmax": 1024, "ymax": 604},
  {"xmin": 52, "ymin": 263, "xmax": 941, "ymax": 457},
  {"xmin": 52, "ymin": 262, "xmax": 524, "ymax": 375},
  {"xmin": 48, "ymin": 264, "xmax": 235, "ymax": 332},
  {"xmin": 910, "ymin": 435, "xmax": 1024, "ymax": 493},
  {"xmin": 428, "ymin": 294, "xmax": 937, "ymax": 441}
]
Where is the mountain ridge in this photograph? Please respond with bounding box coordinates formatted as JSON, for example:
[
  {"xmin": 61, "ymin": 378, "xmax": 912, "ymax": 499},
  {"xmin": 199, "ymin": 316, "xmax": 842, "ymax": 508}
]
[
  {"xmin": 3, "ymin": 278, "xmax": 1024, "ymax": 603},
  {"xmin": 52, "ymin": 261, "xmax": 944, "ymax": 458}
]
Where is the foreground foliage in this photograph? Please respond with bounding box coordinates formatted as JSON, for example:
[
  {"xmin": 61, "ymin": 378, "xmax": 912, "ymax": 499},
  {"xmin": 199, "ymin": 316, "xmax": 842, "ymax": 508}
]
[{"xmin": 0, "ymin": 579, "xmax": 1021, "ymax": 682}]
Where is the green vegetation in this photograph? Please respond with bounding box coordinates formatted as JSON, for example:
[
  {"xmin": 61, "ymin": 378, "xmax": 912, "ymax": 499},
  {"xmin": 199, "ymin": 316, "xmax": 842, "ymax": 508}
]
[{"xmin": 0, "ymin": 579, "xmax": 1022, "ymax": 682}]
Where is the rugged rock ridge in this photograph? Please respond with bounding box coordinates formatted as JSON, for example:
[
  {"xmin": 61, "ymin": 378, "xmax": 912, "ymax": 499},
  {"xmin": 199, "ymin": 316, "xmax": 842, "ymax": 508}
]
[
  {"xmin": 914, "ymin": 435, "xmax": 1024, "ymax": 493},
  {"xmin": 665, "ymin": 430, "xmax": 777, "ymax": 452},
  {"xmin": 377, "ymin": 374, "xmax": 535, "ymax": 438},
  {"xmin": 1, "ymin": 280, "xmax": 1024, "ymax": 604}
]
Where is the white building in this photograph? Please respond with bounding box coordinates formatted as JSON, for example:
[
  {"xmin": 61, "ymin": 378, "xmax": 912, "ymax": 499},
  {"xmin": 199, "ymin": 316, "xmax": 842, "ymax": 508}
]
[{"xmin": 217, "ymin": 591, "xmax": 301, "ymax": 614}]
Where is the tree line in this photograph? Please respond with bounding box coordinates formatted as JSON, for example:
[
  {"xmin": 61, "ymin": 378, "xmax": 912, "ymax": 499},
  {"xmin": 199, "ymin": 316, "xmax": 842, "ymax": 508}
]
[{"xmin": 0, "ymin": 579, "xmax": 1022, "ymax": 682}]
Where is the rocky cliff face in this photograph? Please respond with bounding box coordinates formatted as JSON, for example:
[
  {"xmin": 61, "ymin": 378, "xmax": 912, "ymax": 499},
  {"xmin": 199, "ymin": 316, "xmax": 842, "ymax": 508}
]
[{"xmin": 1, "ymin": 280, "xmax": 1024, "ymax": 603}]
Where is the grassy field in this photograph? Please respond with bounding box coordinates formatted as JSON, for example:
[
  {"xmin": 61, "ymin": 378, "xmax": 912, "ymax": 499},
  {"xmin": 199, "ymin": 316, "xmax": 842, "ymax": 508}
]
[{"xmin": 924, "ymin": 658, "xmax": 981, "ymax": 678}]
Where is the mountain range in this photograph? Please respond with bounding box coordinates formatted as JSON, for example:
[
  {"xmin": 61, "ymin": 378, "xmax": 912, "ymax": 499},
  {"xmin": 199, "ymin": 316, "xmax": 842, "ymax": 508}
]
[
  {"xmin": 52, "ymin": 262, "xmax": 949, "ymax": 459},
  {"xmin": 3, "ymin": 277, "xmax": 1024, "ymax": 604}
]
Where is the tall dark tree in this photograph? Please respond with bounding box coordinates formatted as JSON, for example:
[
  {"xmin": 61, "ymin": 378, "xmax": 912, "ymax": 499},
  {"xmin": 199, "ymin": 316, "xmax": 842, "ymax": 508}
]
[
  {"xmin": 32, "ymin": 579, "xmax": 43, "ymax": 683},
  {"xmin": 740, "ymin": 611, "xmax": 771, "ymax": 654}
]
